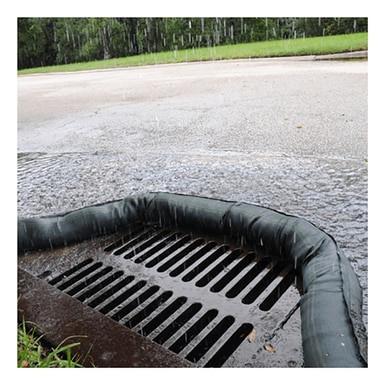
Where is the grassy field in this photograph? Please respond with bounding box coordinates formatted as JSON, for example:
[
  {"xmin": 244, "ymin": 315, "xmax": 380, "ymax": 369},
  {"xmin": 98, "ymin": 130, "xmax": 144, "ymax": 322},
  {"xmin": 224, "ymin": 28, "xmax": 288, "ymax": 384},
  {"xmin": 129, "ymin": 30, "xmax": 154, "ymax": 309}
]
[{"xmin": 18, "ymin": 32, "xmax": 367, "ymax": 75}]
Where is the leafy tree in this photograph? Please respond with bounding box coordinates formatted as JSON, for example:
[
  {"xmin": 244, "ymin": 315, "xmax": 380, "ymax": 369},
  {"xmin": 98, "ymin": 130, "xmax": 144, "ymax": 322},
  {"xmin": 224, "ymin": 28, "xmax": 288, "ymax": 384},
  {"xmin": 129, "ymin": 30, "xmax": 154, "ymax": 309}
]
[{"xmin": 17, "ymin": 17, "xmax": 368, "ymax": 69}]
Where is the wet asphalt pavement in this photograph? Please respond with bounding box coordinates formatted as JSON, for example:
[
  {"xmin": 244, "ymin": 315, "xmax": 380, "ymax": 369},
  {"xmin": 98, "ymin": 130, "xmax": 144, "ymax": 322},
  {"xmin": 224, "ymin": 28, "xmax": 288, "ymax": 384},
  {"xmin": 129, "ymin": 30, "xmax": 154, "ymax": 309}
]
[{"xmin": 17, "ymin": 58, "xmax": 368, "ymax": 365}]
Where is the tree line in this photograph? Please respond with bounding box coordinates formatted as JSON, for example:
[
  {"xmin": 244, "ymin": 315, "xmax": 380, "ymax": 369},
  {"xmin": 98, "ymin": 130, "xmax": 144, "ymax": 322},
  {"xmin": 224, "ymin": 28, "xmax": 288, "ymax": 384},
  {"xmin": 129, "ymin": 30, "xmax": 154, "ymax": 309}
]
[{"xmin": 18, "ymin": 17, "xmax": 368, "ymax": 69}]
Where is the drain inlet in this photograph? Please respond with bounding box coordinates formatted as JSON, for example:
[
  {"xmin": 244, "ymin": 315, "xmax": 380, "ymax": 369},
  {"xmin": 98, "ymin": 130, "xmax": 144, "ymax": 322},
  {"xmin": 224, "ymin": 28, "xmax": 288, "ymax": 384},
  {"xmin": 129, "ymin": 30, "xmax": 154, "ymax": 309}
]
[
  {"xmin": 225, "ymin": 258, "xmax": 269, "ymax": 298},
  {"xmin": 99, "ymin": 280, "xmax": 147, "ymax": 315},
  {"xmin": 87, "ymin": 275, "xmax": 135, "ymax": 308},
  {"xmin": 195, "ymin": 249, "xmax": 242, "ymax": 288},
  {"xmin": 26, "ymin": 223, "xmax": 301, "ymax": 367},
  {"xmin": 169, "ymin": 309, "xmax": 219, "ymax": 354},
  {"xmin": 49, "ymin": 258, "xmax": 93, "ymax": 285},
  {"xmin": 57, "ymin": 262, "xmax": 104, "ymax": 291},
  {"xmin": 145, "ymin": 235, "xmax": 195, "ymax": 268},
  {"xmin": 168, "ymin": 241, "xmax": 216, "ymax": 276},
  {"xmin": 185, "ymin": 315, "xmax": 235, "ymax": 363},
  {"xmin": 182, "ymin": 245, "xmax": 230, "ymax": 282},
  {"xmin": 111, "ymin": 285, "xmax": 160, "ymax": 322},
  {"xmin": 66, "ymin": 266, "xmax": 114, "ymax": 296},
  {"xmin": 126, "ymin": 291, "xmax": 173, "ymax": 328},
  {"xmin": 204, "ymin": 323, "xmax": 254, "ymax": 367},
  {"xmin": 153, "ymin": 303, "xmax": 202, "ymax": 345},
  {"xmin": 76, "ymin": 270, "xmax": 124, "ymax": 302},
  {"xmin": 211, "ymin": 253, "xmax": 255, "ymax": 293},
  {"xmin": 242, "ymin": 261, "xmax": 289, "ymax": 305}
]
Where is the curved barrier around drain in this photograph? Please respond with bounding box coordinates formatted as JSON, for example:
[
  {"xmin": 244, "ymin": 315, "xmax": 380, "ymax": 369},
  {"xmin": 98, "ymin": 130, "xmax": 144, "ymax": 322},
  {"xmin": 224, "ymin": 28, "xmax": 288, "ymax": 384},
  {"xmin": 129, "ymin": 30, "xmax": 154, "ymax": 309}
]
[{"xmin": 18, "ymin": 192, "xmax": 368, "ymax": 367}]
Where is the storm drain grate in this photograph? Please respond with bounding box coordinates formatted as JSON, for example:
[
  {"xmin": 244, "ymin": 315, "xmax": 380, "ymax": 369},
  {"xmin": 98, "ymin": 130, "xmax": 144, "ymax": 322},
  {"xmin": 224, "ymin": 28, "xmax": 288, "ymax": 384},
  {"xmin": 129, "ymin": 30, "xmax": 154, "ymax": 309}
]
[
  {"xmin": 104, "ymin": 224, "xmax": 295, "ymax": 310},
  {"xmin": 21, "ymin": 224, "xmax": 300, "ymax": 367},
  {"xmin": 46, "ymin": 258, "xmax": 254, "ymax": 366}
]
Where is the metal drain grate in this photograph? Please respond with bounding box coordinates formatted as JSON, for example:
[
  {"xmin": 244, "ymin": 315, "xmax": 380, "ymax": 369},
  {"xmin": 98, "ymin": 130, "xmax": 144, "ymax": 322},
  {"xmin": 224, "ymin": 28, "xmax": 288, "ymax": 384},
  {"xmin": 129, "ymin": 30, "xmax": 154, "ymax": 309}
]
[
  {"xmin": 19, "ymin": 223, "xmax": 301, "ymax": 367},
  {"xmin": 46, "ymin": 258, "xmax": 254, "ymax": 367},
  {"xmin": 104, "ymin": 224, "xmax": 295, "ymax": 310}
]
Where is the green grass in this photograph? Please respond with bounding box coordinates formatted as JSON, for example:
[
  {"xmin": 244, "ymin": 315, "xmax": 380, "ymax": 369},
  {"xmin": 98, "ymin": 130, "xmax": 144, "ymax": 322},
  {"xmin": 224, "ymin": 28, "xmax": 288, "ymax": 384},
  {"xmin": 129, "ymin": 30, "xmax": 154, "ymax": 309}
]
[
  {"xmin": 18, "ymin": 321, "xmax": 82, "ymax": 368},
  {"xmin": 18, "ymin": 32, "xmax": 367, "ymax": 75}
]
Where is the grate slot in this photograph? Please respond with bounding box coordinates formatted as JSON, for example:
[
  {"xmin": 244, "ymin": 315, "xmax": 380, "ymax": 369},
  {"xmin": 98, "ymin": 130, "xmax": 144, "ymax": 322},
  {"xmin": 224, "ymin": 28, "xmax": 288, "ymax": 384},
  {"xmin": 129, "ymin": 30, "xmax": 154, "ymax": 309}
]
[
  {"xmin": 144, "ymin": 235, "xmax": 196, "ymax": 269},
  {"xmin": 140, "ymin": 297, "xmax": 188, "ymax": 337},
  {"xmin": 113, "ymin": 228, "xmax": 158, "ymax": 256},
  {"xmin": 169, "ymin": 309, "xmax": 219, "ymax": 354},
  {"xmin": 49, "ymin": 258, "xmax": 93, "ymax": 285},
  {"xmin": 76, "ymin": 271, "xmax": 124, "ymax": 302},
  {"xmin": 65, "ymin": 266, "xmax": 113, "ymax": 296},
  {"xmin": 111, "ymin": 286, "xmax": 160, "ymax": 322},
  {"xmin": 104, "ymin": 224, "xmax": 145, "ymax": 252},
  {"xmin": 185, "ymin": 316, "xmax": 235, "ymax": 363},
  {"xmin": 133, "ymin": 232, "xmax": 185, "ymax": 264},
  {"xmin": 259, "ymin": 270, "xmax": 296, "ymax": 311},
  {"xmin": 182, "ymin": 245, "xmax": 229, "ymax": 282},
  {"xmin": 169, "ymin": 241, "xmax": 217, "ymax": 277},
  {"xmin": 195, "ymin": 249, "xmax": 242, "ymax": 288},
  {"xmin": 99, "ymin": 280, "xmax": 147, "ymax": 314},
  {"xmin": 211, "ymin": 253, "xmax": 256, "ymax": 293},
  {"xmin": 57, "ymin": 262, "xmax": 103, "ymax": 291},
  {"xmin": 125, "ymin": 291, "xmax": 173, "ymax": 328},
  {"xmin": 153, "ymin": 303, "xmax": 202, "ymax": 345},
  {"xmin": 155, "ymin": 239, "xmax": 205, "ymax": 272},
  {"xmin": 225, "ymin": 258, "xmax": 270, "ymax": 298},
  {"xmin": 122, "ymin": 229, "xmax": 171, "ymax": 259},
  {"xmin": 242, "ymin": 261, "xmax": 289, "ymax": 305},
  {"xmin": 204, "ymin": 323, "xmax": 254, "ymax": 367},
  {"xmin": 87, "ymin": 275, "xmax": 135, "ymax": 308}
]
